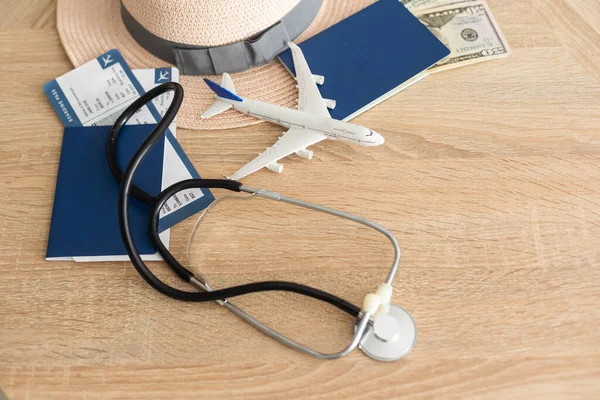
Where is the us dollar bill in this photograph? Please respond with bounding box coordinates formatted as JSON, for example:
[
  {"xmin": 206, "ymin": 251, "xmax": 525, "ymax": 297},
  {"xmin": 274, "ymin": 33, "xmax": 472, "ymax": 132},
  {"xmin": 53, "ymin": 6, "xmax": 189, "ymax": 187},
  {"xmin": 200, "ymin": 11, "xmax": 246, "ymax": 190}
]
[
  {"xmin": 414, "ymin": 1, "xmax": 510, "ymax": 73},
  {"xmin": 400, "ymin": 0, "xmax": 469, "ymax": 11}
]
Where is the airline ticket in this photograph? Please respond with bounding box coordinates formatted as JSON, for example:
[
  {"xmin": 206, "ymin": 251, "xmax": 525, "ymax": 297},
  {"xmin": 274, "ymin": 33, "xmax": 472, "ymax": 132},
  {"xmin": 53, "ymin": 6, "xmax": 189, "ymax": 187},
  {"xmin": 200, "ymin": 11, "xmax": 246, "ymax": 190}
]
[{"xmin": 44, "ymin": 49, "xmax": 213, "ymax": 232}]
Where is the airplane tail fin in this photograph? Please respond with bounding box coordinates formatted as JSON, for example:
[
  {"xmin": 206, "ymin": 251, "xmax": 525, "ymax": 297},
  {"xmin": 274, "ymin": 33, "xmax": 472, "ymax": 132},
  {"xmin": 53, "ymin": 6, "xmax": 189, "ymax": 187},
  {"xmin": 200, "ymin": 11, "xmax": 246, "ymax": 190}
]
[
  {"xmin": 201, "ymin": 73, "xmax": 242, "ymax": 118},
  {"xmin": 219, "ymin": 73, "xmax": 237, "ymax": 95},
  {"xmin": 201, "ymin": 73, "xmax": 245, "ymax": 118}
]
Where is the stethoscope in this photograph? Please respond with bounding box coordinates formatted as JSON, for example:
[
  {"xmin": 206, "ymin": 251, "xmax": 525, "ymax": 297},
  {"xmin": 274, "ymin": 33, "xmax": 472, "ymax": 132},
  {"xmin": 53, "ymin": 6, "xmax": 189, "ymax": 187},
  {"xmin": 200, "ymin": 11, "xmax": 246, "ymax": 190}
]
[{"xmin": 109, "ymin": 82, "xmax": 417, "ymax": 362}]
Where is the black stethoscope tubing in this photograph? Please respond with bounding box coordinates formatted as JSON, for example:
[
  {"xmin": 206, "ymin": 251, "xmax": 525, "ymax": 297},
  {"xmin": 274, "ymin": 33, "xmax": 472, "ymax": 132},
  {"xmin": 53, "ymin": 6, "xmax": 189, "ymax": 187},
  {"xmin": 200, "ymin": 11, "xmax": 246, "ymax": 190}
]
[{"xmin": 109, "ymin": 82, "xmax": 361, "ymax": 317}]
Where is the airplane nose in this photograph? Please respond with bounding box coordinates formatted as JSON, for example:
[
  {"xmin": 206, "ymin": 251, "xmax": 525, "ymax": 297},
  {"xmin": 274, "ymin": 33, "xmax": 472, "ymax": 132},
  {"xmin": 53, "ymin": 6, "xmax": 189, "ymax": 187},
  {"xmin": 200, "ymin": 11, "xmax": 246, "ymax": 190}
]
[{"xmin": 375, "ymin": 132, "xmax": 385, "ymax": 145}]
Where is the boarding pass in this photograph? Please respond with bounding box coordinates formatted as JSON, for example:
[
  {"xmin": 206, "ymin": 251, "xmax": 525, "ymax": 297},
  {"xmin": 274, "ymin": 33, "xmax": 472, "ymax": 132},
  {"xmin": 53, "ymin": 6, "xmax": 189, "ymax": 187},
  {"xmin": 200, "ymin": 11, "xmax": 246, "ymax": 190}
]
[
  {"xmin": 132, "ymin": 67, "xmax": 211, "ymax": 227},
  {"xmin": 44, "ymin": 49, "xmax": 213, "ymax": 232}
]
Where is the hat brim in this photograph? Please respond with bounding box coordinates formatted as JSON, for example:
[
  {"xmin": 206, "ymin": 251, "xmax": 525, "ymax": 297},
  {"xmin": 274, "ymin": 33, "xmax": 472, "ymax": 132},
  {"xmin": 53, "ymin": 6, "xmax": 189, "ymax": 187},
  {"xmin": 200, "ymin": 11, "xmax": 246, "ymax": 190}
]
[{"xmin": 57, "ymin": 0, "xmax": 377, "ymax": 130}]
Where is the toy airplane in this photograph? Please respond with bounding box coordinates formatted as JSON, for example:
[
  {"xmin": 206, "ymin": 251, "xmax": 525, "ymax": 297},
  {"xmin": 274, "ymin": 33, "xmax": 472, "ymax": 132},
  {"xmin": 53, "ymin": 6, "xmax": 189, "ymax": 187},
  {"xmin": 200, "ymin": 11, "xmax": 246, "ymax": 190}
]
[{"xmin": 201, "ymin": 42, "xmax": 385, "ymax": 180}]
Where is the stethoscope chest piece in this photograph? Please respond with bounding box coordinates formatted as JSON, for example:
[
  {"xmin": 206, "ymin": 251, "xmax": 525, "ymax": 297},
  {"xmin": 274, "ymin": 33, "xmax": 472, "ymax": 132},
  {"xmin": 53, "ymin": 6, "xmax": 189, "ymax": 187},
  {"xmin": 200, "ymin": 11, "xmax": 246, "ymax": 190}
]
[{"xmin": 359, "ymin": 304, "xmax": 417, "ymax": 362}]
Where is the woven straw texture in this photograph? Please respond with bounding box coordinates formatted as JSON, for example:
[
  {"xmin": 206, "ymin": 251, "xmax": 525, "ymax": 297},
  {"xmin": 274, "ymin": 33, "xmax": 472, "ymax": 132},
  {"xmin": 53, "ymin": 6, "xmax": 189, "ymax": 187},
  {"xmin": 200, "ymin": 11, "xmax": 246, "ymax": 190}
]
[
  {"xmin": 57, "ymin": 0, "xmax": 377, "ymax": 130},
  {"xmin": 122, "ymin": 0, "xmax": 302, "ymax": 46}
]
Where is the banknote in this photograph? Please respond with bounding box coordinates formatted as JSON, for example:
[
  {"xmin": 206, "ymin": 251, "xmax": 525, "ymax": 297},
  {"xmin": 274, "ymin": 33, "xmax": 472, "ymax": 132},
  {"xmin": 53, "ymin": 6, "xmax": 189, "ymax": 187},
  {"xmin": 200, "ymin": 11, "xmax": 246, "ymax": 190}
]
[
  {"xmin": 414, "ymin": 1, "xmax": 510, "ymax": 73},
  {"xmin": 400, "ymin": 0, "xmax": 468, "ymax": 11}
]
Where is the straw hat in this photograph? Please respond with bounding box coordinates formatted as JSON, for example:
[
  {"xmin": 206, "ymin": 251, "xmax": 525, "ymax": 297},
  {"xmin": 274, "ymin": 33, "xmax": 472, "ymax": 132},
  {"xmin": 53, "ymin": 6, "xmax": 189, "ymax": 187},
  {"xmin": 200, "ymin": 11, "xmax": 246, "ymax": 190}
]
[{"xmin": 57, "ymin": 0, "xmax": 377, "ymax": 130}]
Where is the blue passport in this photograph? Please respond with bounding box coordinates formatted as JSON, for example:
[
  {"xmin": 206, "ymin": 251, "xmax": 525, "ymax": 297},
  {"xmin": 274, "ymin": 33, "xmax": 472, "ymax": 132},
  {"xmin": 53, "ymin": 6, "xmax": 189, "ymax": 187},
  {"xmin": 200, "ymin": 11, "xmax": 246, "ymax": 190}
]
[
  {"xmin": 46, "ymin": 125, "xmax": 214, "ymax": 260},
  {"xmin": 278, "ymin": 0, "xmax": 450, "ymax": 121}
]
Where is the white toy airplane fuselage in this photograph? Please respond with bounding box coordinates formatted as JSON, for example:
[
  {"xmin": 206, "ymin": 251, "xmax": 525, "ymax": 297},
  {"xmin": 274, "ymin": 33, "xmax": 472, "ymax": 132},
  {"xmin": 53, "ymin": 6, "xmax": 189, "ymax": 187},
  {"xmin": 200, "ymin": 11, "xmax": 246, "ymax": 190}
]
[{"xmin": 202, "ymin": 42, "xmax": 384, "ymax": 180}]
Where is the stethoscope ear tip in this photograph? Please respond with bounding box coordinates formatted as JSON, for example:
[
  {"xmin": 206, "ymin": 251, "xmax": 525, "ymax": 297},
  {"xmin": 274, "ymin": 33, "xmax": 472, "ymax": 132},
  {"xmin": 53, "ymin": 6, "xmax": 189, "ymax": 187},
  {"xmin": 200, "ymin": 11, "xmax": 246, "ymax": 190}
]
[{"xmin": 359, "ymin": 304, "xmax": 417, "ymax": 362}]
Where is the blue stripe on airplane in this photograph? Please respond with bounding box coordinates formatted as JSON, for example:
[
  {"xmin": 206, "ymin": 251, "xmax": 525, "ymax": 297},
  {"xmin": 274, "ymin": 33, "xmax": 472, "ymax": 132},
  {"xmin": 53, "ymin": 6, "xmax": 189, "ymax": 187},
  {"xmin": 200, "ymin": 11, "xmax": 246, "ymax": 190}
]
[{"xmin": 203, "ymin": 78, "xmax": 243, "ymax": 102}]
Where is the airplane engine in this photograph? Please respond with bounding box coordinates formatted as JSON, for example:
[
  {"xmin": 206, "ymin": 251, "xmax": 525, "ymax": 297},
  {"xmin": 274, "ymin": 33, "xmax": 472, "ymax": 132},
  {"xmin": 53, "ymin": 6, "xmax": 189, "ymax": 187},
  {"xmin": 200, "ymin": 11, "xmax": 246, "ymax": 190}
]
[
  {"xmin": 295, "ymin": 148, "xmax": 313, "ymax": 160},
  {"xmin": 266, "ymin": 161, "xmax": 284, "ymax": 173},
  {"xmin": 312, "ymin": 74, "xmax": 325, "ymax": 85},
  {"xmin": 323, "ymin": 99, "xmax": 337, "ymax": 109}
]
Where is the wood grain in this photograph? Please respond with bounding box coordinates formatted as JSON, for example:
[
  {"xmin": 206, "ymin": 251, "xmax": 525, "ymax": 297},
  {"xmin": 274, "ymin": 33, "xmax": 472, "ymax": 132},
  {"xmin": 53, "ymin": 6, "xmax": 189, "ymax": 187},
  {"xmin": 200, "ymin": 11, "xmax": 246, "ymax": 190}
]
[{"xmin": 1, "ymin": 0, "xmax": 599, "ymax": 398}]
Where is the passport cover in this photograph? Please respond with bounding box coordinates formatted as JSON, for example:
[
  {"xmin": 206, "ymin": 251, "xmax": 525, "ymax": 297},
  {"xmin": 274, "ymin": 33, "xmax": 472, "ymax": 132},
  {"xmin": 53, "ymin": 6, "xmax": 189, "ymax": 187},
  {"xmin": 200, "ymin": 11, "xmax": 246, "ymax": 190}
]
[
  {"xmin": 278, "ymin": 0, "xmax": 450, "ymax": 121},
  {"xmin": 48, "ymin": 125, "xmax": 172, "ymax": 259}
]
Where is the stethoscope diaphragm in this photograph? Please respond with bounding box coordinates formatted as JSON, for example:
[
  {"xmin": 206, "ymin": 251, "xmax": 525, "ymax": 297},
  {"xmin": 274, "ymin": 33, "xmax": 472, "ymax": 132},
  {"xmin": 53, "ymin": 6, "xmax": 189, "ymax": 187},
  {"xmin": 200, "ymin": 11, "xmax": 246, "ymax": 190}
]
[{"xmin": 359, "ymin": 304, "xmax": 417, "ymax": 362}]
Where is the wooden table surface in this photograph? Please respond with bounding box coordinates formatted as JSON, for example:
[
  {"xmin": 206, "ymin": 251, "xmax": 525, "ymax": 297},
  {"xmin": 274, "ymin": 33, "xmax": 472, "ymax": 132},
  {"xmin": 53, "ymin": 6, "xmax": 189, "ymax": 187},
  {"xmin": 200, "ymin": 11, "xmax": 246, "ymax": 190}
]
[{"xmin": 1, "ymin": 0, "xmax": 599, "ymax": 399}]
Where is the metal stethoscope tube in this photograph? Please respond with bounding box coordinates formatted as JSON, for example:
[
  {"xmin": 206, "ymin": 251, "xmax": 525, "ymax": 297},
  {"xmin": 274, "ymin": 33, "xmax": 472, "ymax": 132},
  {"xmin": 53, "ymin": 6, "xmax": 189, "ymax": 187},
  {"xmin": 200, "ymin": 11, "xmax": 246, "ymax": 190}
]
[{"xmin": 185, "ymin": 186, "xmax": 402, "ymax": 359}]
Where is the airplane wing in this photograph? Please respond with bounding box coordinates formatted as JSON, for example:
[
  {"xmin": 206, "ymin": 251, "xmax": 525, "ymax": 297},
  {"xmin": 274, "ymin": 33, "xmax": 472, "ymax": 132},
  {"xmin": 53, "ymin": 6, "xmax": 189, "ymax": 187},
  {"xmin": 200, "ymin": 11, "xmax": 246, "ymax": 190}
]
[
  {"xmin": 229, "ymin": 127, "xmax": 327, "ymax": 180},
  {"xmin": 288, "ymin": 42, "xmax": 331, "ymax": 118}
]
